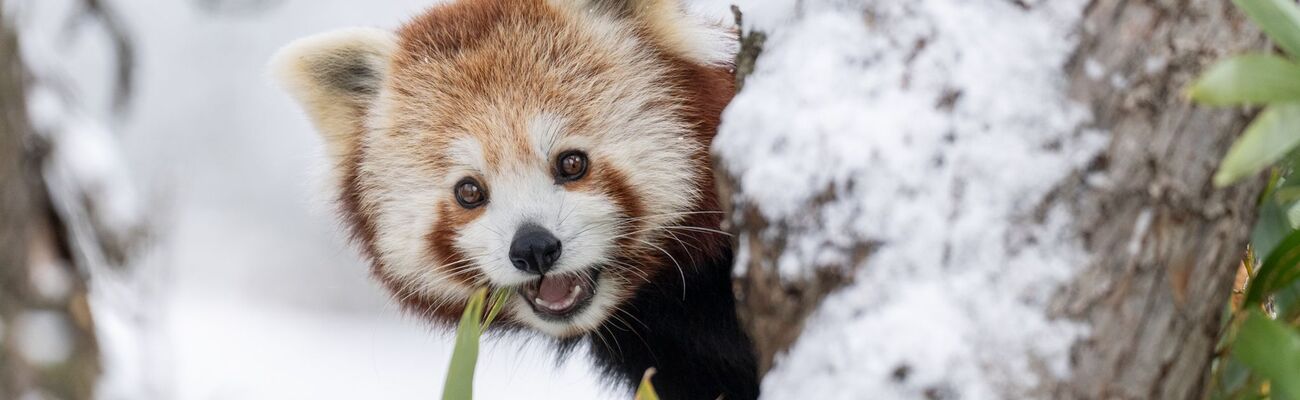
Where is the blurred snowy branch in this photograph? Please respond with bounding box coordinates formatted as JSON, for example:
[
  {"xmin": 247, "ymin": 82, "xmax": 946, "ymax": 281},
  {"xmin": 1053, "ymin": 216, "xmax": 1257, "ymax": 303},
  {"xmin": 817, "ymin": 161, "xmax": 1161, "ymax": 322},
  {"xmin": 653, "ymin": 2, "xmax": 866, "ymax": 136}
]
[
  {"xmin": 15, "ymin": 0, "xmax": 148, "ymax": 273},
  {"xmin": 193, "ymin": 0, "xmax": 286, "ymax": 16},
  {"xmin": 63, "ymin": 0, "xmax": 134, "ymax": 112},
  {"xmin": 1, "ymin": 0, "xmax": 152, "ymax": 398}
]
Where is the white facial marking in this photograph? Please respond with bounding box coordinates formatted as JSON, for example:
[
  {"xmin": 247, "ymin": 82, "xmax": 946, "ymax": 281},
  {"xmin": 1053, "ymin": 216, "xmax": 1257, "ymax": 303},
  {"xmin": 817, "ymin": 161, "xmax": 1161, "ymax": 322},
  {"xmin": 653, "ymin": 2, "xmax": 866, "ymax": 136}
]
[
  {"xmin": 364, "ymin": 109, "xmax": 466, "ymax": 299},
  {"xmin": 447, "ymin": 136, "xmax": 488, "ymax": 178},
  {"xmin": 530, "ymin": 112, "xmax": 567, "ymax": 158}
]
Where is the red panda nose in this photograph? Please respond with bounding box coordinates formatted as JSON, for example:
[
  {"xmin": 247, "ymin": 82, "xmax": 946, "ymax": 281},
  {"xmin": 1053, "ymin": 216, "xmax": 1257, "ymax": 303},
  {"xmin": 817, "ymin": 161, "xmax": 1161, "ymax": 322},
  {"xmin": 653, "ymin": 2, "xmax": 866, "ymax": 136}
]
[{"xmin": 509, "ymin": 225, "xmax": 562, "ymax": 275}]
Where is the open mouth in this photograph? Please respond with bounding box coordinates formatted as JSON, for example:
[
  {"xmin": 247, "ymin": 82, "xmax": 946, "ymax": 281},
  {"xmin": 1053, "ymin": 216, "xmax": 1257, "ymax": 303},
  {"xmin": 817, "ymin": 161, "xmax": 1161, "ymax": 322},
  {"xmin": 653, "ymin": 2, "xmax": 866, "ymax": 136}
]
[{"xmin": 519, "ymin": 269, "xmax": 598, "ymax": 319}]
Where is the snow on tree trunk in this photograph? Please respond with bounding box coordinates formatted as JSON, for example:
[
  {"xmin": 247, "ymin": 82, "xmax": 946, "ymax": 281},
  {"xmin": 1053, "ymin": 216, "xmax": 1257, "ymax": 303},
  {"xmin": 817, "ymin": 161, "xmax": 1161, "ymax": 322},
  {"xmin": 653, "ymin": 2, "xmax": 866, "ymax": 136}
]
[
  {"xmin": 1, "ymin": 5, "xmax": 145, "ymax": 399},
  {"xmin": 717, "ymin": 0, "xmax": 1265, "ymax": 399},
  {"xmin": 0, "ymin": 15, "xmax": 101, "ymax": 400}
]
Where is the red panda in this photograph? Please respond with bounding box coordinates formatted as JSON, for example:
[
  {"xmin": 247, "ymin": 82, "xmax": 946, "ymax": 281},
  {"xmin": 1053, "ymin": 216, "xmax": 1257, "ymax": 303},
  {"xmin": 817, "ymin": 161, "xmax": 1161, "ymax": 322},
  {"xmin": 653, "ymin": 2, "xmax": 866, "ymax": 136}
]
[{"xmin": 271, "ymin": 0, "xmax": 757, "ymax": 398}]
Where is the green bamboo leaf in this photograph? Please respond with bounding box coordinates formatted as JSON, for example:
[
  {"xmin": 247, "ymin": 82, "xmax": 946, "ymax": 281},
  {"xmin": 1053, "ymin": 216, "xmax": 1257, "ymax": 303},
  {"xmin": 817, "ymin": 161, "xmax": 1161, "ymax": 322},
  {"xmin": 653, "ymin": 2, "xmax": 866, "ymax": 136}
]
[
  {"xmin": 1220, "ymin": 359, "xmax": 1253, "ymax": 399},
  {"xmin": 443, "ymin": 288, "xmax": 489, "ymax": 400},
  {"xmin": 1233, "ymin": 312, "xmax": 1300, "ymax": 400},
  {"xmin": 1189, "ymin": 55, "xmax": 1300, "ymax": 105},
  {"xmin": 635, "ymin": 368, "xmax": 661, "ymax": 400},
  {"xmin": 1256, "ymin": 198, "xmax": 1292, "ymax": 258},
  {"xmin": 1246, "ymin": 228, "xmax": 1300, "ymax": 305},
  {"xmin": 483, "ymin": 287, "xmax": 511, "ymax": 328},
  {"xmin": 1210, "ymin": 355, "xmax": 1269, "ymax": 400},
  {"xmin": 1209, "ymin": 310, "xmax": 1273, "ymax": 400},
  {"xmin": 1253, "ymin": 172, "xmax": 1290, "ymax": 258},
  {"xmin": 1214, "ymin": 103, "xmax": 1300, "ymax": 186},
  {"xmin": 1234, "ymin": 0, "xmax": 1300, "ymax": 60}
]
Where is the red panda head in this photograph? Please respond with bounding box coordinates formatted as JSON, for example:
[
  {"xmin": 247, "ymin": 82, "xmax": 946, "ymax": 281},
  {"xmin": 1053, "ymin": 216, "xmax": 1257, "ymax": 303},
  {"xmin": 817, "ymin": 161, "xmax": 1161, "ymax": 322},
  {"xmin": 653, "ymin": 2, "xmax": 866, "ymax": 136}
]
[{"xmin": 272, "ymin": 0, "xmax": 735, "ymax": 337}]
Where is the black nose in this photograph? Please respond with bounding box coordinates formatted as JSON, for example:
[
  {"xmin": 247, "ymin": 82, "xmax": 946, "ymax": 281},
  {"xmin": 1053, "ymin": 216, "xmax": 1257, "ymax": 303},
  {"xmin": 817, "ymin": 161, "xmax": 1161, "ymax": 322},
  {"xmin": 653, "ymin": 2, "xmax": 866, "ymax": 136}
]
[{"xmin": 509, "ymin": 225, "xmax": 562, "ymax": 274}]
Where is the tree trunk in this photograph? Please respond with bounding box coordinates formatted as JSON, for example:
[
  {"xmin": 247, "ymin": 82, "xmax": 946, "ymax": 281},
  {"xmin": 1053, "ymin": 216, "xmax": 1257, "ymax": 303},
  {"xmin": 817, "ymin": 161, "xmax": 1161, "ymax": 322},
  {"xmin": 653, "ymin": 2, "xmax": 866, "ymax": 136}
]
[
  {"xmin": 720, "ymin": 0, "xmax": 1265, "ymax": 398},
  {"xmin": 0, "ymin": 10, "xmax": 102, "ymax": 400},
  {"xmin": 1050, "ymin": 1, "xmax": 1266, "ymax": 398},
  {"xmin": 0, "ymin": 11, "xmax": 36, "ymax": 397}
]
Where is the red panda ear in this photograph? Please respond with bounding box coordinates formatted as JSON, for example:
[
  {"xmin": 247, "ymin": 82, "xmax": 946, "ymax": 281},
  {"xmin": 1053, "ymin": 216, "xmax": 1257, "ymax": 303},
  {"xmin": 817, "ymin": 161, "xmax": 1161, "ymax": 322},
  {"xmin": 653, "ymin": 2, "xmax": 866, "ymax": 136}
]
[
  {"xmin": 270, "ymin": 28, "xmax": 397, "ymax": 157},
  {"xmin": 585, "ymin": 0, "xmax": 736, "ymax": 66}
]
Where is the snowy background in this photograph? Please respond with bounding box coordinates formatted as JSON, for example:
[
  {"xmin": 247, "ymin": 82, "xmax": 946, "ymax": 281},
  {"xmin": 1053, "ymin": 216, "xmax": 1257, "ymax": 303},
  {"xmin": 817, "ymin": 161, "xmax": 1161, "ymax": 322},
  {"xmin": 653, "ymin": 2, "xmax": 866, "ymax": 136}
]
[{"xmin": 4, "ymin": 0, "xmax": 759, "ymax": 398}]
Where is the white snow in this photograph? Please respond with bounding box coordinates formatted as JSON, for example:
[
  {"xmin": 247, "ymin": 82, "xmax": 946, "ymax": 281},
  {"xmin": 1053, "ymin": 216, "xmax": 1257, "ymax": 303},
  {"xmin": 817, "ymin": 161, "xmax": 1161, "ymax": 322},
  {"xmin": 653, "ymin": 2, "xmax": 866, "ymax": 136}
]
[
  {"xmin": 161, "ymin": 295, "xmax": 605, "ymax": 400},
  {"xmin": 716, "ymin": 0, "xmax": 1106, "ymax": 398},
  {"xmin": 16, "ymin": 311, "xmax": 75, "ymax": 365},
  {"xmin": 35, "ymin": 93, "xmax": 147, "ymax": 260},
  {"xmin": 1085, "ymin": 58, "xmax": 1106, "ymax": 81},
  {"xmin": 1129, "ymin": 208, "xmax": 1154, "ymax": 256},
  {"xmin": 51, "ymin": 118, "xmax": 143, "ymax": 234},
  {"xmin": 1145, "ymin": 57, "xmax": 1169, "ymax": 75},
  {"xmin": 28, "ymin": 258, "xmax": 74, "ymax": 301}
]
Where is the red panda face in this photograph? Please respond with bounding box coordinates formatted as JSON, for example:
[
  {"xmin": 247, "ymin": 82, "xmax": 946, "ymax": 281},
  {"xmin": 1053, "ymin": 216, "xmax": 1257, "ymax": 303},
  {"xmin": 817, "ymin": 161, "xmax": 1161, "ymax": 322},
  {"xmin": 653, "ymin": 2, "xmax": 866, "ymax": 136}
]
[{"xmin": 272, "ymin": 0, "xmax": 735, "ymax": 338}]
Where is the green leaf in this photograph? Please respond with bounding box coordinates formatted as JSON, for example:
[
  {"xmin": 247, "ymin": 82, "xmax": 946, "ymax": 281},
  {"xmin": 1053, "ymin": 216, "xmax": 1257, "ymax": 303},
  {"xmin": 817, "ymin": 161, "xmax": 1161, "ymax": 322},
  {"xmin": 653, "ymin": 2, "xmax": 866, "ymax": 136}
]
[
  {"xmin": 635, "ymin": 368, "xmax": 661, "ymax": 400},
  {"xmin": 1189, "ymin": 55, "xmax": 1300, "ymax": 106},
  {"xmin": 1255, "ymin": 195, "xmax": 1292, "ymax": 259},
  {"xmin": 1215, "ymin": 103, "xmax": 1300, "ymax": 186},
  {"xmin": 440, "ymin": 287, "xmax": 513, "ymax": 400},
  {"xmin": 1211, "ymin": 356, "xmax": 1269, "ymax": 400},
  {"xmin": 1246, "ymin": 228, "xmax": 1300, "ymax": 305},
  {"xmin": 443, "ymin": 288, "xmax": 489, "ymax": 400},
  {"xmin": 483, "ymin": 287, "xmax": 511, "ymax": 328},
  {"xmin": 1233, "ymin": 312, "xmax": 1300, "ymax": 400},
  {"xmin": 1234, "ymin": 0, "xmax": 1300, "ymax": 60}
]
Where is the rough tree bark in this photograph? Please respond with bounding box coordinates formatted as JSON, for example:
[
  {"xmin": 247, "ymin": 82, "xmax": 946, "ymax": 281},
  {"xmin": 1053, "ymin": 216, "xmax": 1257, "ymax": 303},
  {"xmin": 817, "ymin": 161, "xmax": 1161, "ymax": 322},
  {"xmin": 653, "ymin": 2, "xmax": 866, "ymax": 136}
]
[
  {"xmin": 722, "ymin": 0, "xmax": 1266, "ymax": 398},
  {"xmin": 1050, "ymin": 1, "xmax": 1265, "ymax": 398},
  {"xmin": 0, "ymin": 10, "xmax": 102, "ymax": 400}
]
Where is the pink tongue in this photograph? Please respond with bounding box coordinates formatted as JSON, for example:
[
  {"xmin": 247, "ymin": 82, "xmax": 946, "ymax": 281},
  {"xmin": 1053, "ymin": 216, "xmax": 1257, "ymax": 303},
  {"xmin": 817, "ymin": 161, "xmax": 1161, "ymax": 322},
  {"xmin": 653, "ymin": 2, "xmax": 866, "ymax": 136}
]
[{"xmin": 538, "ymin": 275, "xmax": 575, "ymax": 303}]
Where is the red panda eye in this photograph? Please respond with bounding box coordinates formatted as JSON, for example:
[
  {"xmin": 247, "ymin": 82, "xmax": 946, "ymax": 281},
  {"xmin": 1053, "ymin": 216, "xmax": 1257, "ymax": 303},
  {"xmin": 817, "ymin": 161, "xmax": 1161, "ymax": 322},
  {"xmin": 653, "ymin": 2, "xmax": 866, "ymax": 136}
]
[
  {"xmin": 556, "ymin": 151, "xmax": 588, "ymax": 182},
  {"xmin": 454, "ymin": 178, "xmax": 487, "ymax": 209}
]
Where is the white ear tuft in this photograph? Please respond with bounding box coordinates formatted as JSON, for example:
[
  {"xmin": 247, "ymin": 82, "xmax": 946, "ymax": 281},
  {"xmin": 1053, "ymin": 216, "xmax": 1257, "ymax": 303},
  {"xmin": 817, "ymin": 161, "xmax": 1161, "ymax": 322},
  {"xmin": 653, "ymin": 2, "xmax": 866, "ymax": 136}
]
[
  {"xmin": 270, "ymin": 28, "xmax": 398, "ymax": 154},
  {"xmin": 631, "ymin": 0, "xmax": 737, "ymax": 66},
  {"xmin": 568, "ymin": 0, "xmax": 737, "ymax": 66}
]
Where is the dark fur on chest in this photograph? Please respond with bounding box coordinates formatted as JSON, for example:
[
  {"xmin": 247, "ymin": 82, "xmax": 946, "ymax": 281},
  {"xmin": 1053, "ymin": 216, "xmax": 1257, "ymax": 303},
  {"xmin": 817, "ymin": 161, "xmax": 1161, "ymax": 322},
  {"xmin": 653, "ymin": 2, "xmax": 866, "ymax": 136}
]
[{"xmin": 581, "ymin": 249, "xmax": 759, "ymax": 400}]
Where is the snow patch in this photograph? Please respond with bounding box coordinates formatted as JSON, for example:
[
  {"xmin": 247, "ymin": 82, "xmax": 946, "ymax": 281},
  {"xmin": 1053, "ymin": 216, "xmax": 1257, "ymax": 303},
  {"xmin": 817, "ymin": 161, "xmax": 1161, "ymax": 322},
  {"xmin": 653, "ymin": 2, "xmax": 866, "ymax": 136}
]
[
  {"xmin": 29, "ymin": 259, "xmax": 75, "ymax": 301},
  {"xmin": 716, "ymin": 0, "xmax": 1105, "ymax": 398},
  {"xmin": 31, "ymin": 84, "xmax": 145, "ymax": 244},
  {"xmin": 1144, "ymin": 56, "xmax": 1168, "ymax": 75},
  {"xmin": 16, "ymin": 311, "xmax": 75, "ymax": 365},
  {"xmin": 1129, "ymin": 208, "xmax": 1153, "ymax": 256},
  {"xmin": 1085, "ymin": 58, "xmax": 1105, "ymax": 80},
  {"xmin": 1109, "ymin": 73, "xmax": 1130, "ymax": 89}
]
